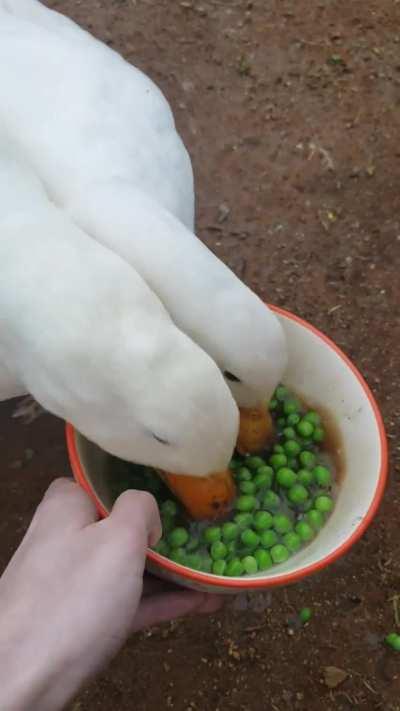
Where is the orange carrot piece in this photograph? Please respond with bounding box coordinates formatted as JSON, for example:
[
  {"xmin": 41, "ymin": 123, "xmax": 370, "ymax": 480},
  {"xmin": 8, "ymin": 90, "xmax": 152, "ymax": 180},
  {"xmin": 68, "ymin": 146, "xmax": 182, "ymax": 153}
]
[
  {"xmin": 236, "ymin": 406, "xmax": 275, "ymax": 454},
  {"xmin": 160, "ymin": 469, "xmax": 236, "ymax": 521}
]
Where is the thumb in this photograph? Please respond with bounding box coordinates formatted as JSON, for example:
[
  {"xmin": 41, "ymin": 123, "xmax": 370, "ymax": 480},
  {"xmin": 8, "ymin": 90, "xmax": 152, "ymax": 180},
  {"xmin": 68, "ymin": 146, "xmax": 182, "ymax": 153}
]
[{"xmin": 101, "ymin": 489, "xmax": 162, "ymax": 552}]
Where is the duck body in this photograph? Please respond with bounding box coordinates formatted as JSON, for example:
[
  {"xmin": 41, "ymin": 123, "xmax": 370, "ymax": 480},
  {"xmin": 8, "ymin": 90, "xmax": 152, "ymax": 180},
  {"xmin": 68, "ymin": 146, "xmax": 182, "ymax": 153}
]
[
  {"xmin": 0, "ymin": 1, "xmax": 195, "ymax": 229},
  {"xmin": 0, "ymin": 1, "xmax": 287, "ymax": 413}
]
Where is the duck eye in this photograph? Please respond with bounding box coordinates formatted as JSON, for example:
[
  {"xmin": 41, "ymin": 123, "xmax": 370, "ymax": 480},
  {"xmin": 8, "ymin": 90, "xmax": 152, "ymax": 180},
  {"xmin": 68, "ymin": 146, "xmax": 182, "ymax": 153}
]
[
  {"xmin": 224, "ymin": 371, "xmax": 241, "ymax": 383},
  {"xmin": 152, "ymin": 433, "xmax": 170, "ymax": 445}
]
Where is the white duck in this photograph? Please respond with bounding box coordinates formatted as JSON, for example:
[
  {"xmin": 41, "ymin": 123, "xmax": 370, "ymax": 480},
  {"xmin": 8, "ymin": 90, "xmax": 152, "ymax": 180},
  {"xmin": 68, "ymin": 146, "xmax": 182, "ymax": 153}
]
[
  {"xmin": 0, "ymin": 0, "xmax": 287, "ymax": 407},
  {"xmin": 0, "ymin": 141, "xmax": 239, "ymax": 482},
  {"xmin": 0, "ymin": 1, "xmax": 287, "ymax": 513}
]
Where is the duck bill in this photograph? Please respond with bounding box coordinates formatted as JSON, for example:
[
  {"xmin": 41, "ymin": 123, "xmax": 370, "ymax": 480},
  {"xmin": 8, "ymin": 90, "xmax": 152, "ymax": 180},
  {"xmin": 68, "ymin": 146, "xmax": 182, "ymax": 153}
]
[
  {"xmin": 159, "ymin": 469, "xmax": 236, "ymax": 521},
  {"xmin": 236, "ymin": 404, "xmax": 274, "ymax": 454}
]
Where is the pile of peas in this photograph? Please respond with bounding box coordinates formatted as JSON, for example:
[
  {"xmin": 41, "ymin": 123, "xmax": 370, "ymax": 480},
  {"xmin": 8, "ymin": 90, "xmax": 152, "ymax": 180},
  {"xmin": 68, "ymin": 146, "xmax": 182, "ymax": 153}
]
[{"xmin": 152, "ymin": 385, "xmax": 336, "ymax": 577}]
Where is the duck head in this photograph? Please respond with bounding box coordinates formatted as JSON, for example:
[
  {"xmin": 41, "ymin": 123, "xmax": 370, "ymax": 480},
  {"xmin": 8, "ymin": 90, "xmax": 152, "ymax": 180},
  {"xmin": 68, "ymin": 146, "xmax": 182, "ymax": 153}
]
[
  {"xmin": 202, "ymin": 287, "xmax": 288, "ymax": 454},
  {"xmin": 208, "ymin": 288, "xmax": 287, "ymax": 410},
  {"xmin": 117, "ymin": 327, "xmax": 240, "ymax": 477}
]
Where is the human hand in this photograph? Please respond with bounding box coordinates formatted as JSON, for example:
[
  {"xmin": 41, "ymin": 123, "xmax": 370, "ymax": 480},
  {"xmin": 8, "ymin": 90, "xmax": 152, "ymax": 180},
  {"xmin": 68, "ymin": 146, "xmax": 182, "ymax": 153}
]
[{"xmin": 0, "ymin": 479, "xmax": 221, "ymax": 711}]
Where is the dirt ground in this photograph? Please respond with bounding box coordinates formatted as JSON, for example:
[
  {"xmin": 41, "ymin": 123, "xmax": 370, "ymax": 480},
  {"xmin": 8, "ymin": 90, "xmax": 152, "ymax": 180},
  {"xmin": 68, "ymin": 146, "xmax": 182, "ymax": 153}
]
[{"xmin": 1, "ymin": 0, "xmax": 399, "ymax": 709}]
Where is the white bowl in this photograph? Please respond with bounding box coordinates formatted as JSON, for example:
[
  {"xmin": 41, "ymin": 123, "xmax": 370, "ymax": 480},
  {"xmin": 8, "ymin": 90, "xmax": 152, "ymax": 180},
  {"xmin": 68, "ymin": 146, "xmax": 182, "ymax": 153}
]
[{"xmin": 66, "ymin": 305, "xmax": 387, "ymax": 593}]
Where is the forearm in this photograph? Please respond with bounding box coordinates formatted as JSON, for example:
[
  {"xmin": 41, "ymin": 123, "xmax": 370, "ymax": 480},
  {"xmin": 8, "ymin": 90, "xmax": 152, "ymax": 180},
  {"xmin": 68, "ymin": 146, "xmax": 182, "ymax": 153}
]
[
  {"xmin": 0, "ymin": 615, "xmax": 64, "ymax": 711},
  {"xmin": 0, "ymin": 587, "xmax": 88, "ymax": 711}
]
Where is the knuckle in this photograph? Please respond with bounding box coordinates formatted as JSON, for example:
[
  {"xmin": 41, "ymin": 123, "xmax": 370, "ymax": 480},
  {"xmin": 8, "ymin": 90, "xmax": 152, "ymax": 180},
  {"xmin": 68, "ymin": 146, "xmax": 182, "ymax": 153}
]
[{"xmin": 38, "ymin": 478, "xmax": 87, "ymax": 516}]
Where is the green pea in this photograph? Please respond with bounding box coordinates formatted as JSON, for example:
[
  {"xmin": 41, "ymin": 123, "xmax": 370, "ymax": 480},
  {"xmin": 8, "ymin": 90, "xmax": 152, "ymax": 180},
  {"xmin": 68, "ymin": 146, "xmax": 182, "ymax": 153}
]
[
  {"xmin": 254, "ymin": 548, "xmax": 273, "ymax": 570},
  {"xmin": 241, "ymin": 528, "xmax": 260, "ymax": 549},
  {"xmin": 313, "ymin": 465, "xmax": 332, "ymax": 488},
  {"xmin": 203, "ymin": 526, "xmax": 221, "ymax": 544},
  {"xmin": 269, "ymin": 398, "xmax": 278, "ymax": 411},
  {"xmin": 234, "ymin": 512, "xmax": 254, "ymax": 528},
  {"xmin": 262, "ymin": 491, "xmax": 281, "ymax": 512},
  {"xmin": 212, "ymin": 559, "xmax": 227, "ymax": 575},
  {"xmin": 153, "ymin": 539, "xmax": 169, "ymax": 556},
  {"xmin": 315, "ymin": 495, "xmax": 334, "ymax": 514},
  {"xmin": 235, "ymin": 495, "xmax": 258, "ymax": 512},
  {"xmin": 276, "ymin": 467, "xmax": 297, "ymax": 488},
  {"xmin": 304, "ymin": 411, "xmax": 321, "ymax": 427},
  {"xmin": 246, "ymin": 456, "xmax": 265, "ymax": 470},
  {"xmin": 283, "ymin": 532, "xmax": 302, "ymax": 552},
  {"xmin": 306, "ymin": 509, "xmax": 325, "ymax": 530},
  {"xmin": 273, "ymin": 444, "xmax": 285, "ymax": 454},
  {"xmin": 287, "ymin": 413, "xmax": 301, "ymax": 426},
  {"xmin": 283, "ymin": 399, "xmax": 300, "ymax": 416},
  {"xmin": 297, "ymin": 420, "xmax": 314, "ymax": 438},
  {"xmin": 385, "ymin": 633, "xmax": 400, "ymax": 651},
  {"xmin": 222, "ymin": 522, "xmax": 239, "ymax": 542},
  {"xmin": 271, "ymin": 544, "xmax": 290, "ymax": 564},
  {"xmin": 275, "ymin": 385, "xmax": 289, "ymax": 401},
  {"xmin": 386, "ymin": 632, "xmax": 398, "ymax": 646},
  {"xmin": 253, "ymin": 511, "xmax": 273, "ymax": 531},
  {"xmin": 242, "ymin": 555, "xmax": 258, "ymax": 574},
  {"xmin": 169, "ymin": 547, "xmax": 187, "ymax": 565},
  {"xmin": 239, "ymin": 480, "xmax": 257, "ymax": 495},
  {"xmin": 284, "ymin": 439, "xmax": 301, "ymax": 457},
  {"xmin": 283, "ymin": 426, "xmax": 297, "ymax": 440},
  {"xmin": 273, "ymin": 514, "xmax": 293, "ymax": 534},
  {"xmin": 225, "ymin": 558, "xmax": 244, "ymax": 577},
  {"xmin": 288, "ymin": 484, "xmax": 309, "ymax": 505},
  {"xmin": 186, "ymin": 536, "xmax": 201, "ymax": 552},
  {"xmin": 161, "ymin": 500, "xmax": 178, "ymax": 517},
  {"xmin": 313, "ymin": 426, "xmax": 325, "ymax": 443},
  {"xmin": 277, "ymin": 417, "xmax": 286, "ymax": 429},
  {"xmin": 295, "ymin": 520, "xmax": 315, "ymax": 542},
  {"xmin": 186, "ymin": 553, "xmax": 203, "ymax": 570},
  {"xmin": 259, "ymin": 529, "xmax": 279, "ymax": 549},
  {"xmin": 270, "ymin": 453, "xmax": 288, "ymax": 470},
  {"xmin": 299, "ymin": 607, "xmax": 313, "ymax": 624},
  {"xmin": 210, "ymin": 541, "xmax": 228, "ymax": 560},
  {"xmin": 390, "ymin": 635, "xmax": 400, "ymax": 651},
  {"xmin": 168, "ymin": 527, "xmax": 189, "ymax": 548},
  {"xmin": 236, "ymin": 466, "xmax": 252, "ymax": 481},
  {"xmin": 298, "ymin": 468, "xmax": 314, "ymax": 487},
  {"xmin": 253, "ymin": 466, "xmax": 274, "ymax": 489},
  {"xmin": 299, "ymin": 451, "xmax": 317, "ymax": 470}
]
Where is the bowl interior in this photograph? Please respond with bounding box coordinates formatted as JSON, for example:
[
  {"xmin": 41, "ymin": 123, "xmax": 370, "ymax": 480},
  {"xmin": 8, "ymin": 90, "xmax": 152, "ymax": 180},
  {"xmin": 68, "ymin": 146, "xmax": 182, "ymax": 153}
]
[{"xmin": 69, "ymin": 307, "xmax": 386, "ymax": 587}]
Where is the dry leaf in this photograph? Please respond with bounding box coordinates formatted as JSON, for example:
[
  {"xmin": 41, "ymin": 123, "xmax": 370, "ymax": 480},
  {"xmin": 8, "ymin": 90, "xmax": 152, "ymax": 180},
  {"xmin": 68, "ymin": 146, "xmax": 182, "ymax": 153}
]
[{"xmin": 323, "ymin": 666, "xmax": 348, "ymax": 689}]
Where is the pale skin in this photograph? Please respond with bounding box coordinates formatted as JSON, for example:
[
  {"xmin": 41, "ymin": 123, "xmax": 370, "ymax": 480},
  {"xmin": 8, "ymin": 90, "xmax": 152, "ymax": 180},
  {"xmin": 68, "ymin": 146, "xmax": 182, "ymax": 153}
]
[{"xmin": 0, "ymin": 478, "xmax": 222, "ymax": 711}]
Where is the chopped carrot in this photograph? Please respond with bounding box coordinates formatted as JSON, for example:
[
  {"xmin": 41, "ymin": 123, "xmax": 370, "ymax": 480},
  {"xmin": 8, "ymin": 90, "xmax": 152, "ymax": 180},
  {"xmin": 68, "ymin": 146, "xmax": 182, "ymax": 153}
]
[
  {"xmin": 160, "ymin": 469, "xmax": 236, "ymax": 521},
  {"xmin": 236, "ymin": 406, "xmax": 275, "ymax": 454}
]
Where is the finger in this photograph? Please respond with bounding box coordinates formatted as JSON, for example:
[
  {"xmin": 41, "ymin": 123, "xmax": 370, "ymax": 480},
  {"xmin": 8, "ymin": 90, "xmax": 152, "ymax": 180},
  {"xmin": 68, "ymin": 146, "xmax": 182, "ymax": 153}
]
[
  {"xmin": 26, "ymin": 477, "xmax": 98, "ymax": 538},
  {"xmin": 132, "ymin": 591, "xmax": 223, "ymax": 632},
  {"xmin": 102, "ymin": 489, "xmax": 162, "ymax": 551}
]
